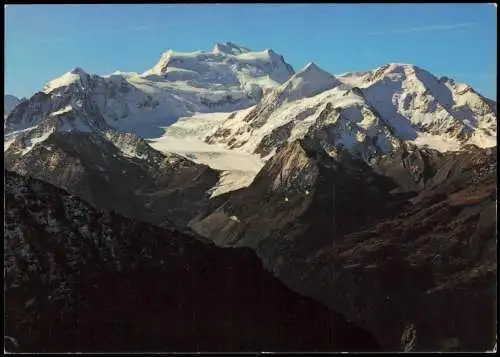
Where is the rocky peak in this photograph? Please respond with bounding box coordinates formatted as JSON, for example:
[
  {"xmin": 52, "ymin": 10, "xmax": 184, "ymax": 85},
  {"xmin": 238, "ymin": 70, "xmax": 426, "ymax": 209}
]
[
  {"xmin": 69, "ymin": 67, "xmax": 88, "ymax": 76},
  {"xmin": 212, "ymin": 42, "xmax": 252, "ymax": 55},
  {"xmin": 42, "ymin": 67, "xmax": 94, "ymax": 95},
  {"xmin": 278, "ymin": 62, "xmax": 340, "ymax": 103}
]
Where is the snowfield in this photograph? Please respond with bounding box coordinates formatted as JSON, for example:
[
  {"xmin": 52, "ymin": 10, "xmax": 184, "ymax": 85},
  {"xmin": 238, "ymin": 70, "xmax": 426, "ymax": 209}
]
[
  {"xmin": 148, "ymin": 135, "xmax": 264, "ymax": 197},
  {"xmin": 408, "ymin": 132, "xmax": 461, "ymax": 152},
  {"xmin": 149, "ymin": 108, "xmax": 266, "ymax": 196}
]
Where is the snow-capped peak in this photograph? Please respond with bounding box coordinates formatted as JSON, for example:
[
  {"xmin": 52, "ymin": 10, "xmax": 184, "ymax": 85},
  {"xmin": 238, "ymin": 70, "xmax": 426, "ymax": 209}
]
[
  {"xmin": 42, "ymin": 68, "xmax": 91, "ymax": 93},
  {"xmin": 213, "ymin": 42, "xmax": 252, "ymax": 55},
  {"xmin": 69, "ymin": 67, "xmax": 88, "ymax": 76},
  {"xmin": 139, "ymin": 43, "xmax": 294, "ymax": 98},
  {"xmin": 7, "ymin": 42, "xmax": 297, "ymax": 152},
  {"xmin": 278, "ymin": 62, "xmax": 340, "ymax": 102},
  {"xmin": 302, "ymin": 62, "xmax": 322, "ymax": 72},
  {"xmin": 203, "ymin": 57, "xmax": 495, "ymax": 170},
  {"xmin": 370, "ymin": 63, "xmax": 415, "ymax": 79}
]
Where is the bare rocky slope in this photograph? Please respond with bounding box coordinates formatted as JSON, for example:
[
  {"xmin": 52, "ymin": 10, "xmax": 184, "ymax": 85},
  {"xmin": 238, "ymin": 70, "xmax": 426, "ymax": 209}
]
[
  {"xmin": 3, "ymin": 44, "xmax": 295, "ymax": 227},
  {"xmin": 4, "ymin": 170, "xmax": 380, "ymax": 352},
  {"xmin": 189, "ymin": 140, "xmax": 497, "ymax": 351},
  {"xmin": 4, "ymin": 130, "xmax": 219, "ymax": 227}
]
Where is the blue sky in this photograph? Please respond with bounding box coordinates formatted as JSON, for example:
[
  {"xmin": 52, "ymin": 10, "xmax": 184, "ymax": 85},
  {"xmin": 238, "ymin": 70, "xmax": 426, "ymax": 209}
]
[{"xmin": 5, "ymin": 4, "xmax": 497, "ymax": 99}]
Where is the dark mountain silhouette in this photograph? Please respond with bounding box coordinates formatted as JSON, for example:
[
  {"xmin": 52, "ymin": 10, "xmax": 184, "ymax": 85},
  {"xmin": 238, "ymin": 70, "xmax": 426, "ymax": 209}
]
[{"xmin": 4, "ymin": 170, "xmax": 380, "ymax": 352}]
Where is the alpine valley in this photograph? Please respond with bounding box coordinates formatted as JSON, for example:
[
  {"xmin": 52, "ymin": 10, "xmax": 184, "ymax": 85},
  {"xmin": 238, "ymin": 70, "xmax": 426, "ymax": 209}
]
[{"xmin": 4, "ymin": 42, "xmax": 497, "ymax": 352}]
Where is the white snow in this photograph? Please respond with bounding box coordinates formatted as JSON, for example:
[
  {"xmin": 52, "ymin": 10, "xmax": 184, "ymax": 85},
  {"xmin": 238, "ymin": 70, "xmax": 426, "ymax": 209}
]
[
  {"xmin": 57, "ymin": 114, "xmax": 93, "ymax": 133},
  {"xmin": 149, "ymin": 136, "xmax": 264, "ymax": 171},
  {"xmin": 213, "ymin": 42, "xmax": 252, "ymax": 55},
  {"xmin": 42, "ymin": 69, "xmax": 86, "ymax": 93},
  {"xmin": 467, "ymin": 130, "xmax": 497, "ymax": 148},
  {"xmin": 50, "ymin": 105, "xmax": 73, "ymax": 116},
  {"xmin": 21, "ymin": 129, "xmax": 54, "ymax": 155},
  {"xmin": 207, "ymin": 84, "xmax": 369, "ymax": 156},
  {"xmin": 4, "ymin": 94, "xmax": 21, "ymax": 118},
  {"xmin": 279, "ymin": 62, "xmax": 340, "ymax": 103},
  {"xmin": 207, "ymin": 62, "xmax": 496, "ymax": 164},
  {"xmin": 4, "ymin": 336, "xmax": 19, "ymax": 348},
  {"xmin": 101, "ymin": 132, "xmax": 150, "ymax": 161},
  {"xmin": 163, "ymin": 112, "xmax": 233, "ymax": 140},
  {"xmin": 208, "ymin": 170, "xmax": 258, "ymax": 198},
  {"xmin": 336, "ymin": 70, "xmax": 372, "ymax": 85},
  {"xmin": 4, "ymin": 46, "xmax": 497, "ymax": 199},
  {"xmin": 103, "ymin": 70, "xmax": 140, "ymax": 78},
  {"xmin": 5, "ymin": 44, "xmax": 295, "ymax": 182},
  {"xmin": 24, "ymin": 297, "xmax": 36, "ymax": 308}
]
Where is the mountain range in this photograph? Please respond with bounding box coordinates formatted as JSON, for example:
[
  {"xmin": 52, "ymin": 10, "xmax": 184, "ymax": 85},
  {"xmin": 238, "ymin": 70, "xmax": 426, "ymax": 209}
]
[
  {"xmin": 4, "ymin": 42, "xmax": 497, "ymax": 352},
  {"xmin": 5, "ymin": 170, "xmax": 381, "ymax": 352}
]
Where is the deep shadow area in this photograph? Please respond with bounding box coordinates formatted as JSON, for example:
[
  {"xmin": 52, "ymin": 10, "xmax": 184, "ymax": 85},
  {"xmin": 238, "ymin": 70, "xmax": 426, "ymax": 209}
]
[{"xmin": 4, "ymin": 171, "xmax": 381, "ymax": 353}]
